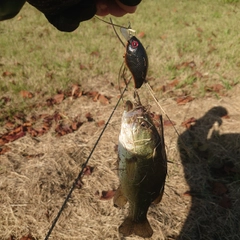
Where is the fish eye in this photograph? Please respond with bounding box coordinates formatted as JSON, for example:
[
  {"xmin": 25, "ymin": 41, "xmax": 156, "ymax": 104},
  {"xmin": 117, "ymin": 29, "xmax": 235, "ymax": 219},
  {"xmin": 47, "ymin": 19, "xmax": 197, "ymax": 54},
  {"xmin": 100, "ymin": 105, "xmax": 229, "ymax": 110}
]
[{"xmin": 131, "ymin": 40, "xmax": 138, "ymax": 49}]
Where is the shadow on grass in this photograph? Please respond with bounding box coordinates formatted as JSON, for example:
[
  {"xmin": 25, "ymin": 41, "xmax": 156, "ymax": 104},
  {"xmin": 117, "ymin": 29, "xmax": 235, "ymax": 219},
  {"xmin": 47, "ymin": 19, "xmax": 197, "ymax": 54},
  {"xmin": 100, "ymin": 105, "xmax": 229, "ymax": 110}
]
[{"xmin": 177, "ymin": 106, "xmax": 240, "ymax": 240}]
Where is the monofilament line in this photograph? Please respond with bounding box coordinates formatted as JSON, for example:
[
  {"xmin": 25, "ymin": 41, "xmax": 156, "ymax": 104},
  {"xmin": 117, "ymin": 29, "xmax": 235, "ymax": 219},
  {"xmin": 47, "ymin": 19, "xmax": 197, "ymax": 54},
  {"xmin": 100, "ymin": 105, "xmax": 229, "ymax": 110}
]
[
  {"xmin": 44, "ymin": 86, "xmax": 128, "ymax": 240},
  {"xmin": 145, "ymin": 82, "xmax": 180, "ymax": 137}
]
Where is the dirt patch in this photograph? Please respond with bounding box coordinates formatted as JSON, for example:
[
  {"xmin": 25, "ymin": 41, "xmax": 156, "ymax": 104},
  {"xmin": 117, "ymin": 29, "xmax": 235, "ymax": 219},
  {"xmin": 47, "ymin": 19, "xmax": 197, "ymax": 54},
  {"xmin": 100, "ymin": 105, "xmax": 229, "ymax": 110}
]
[{"xmin": 1, "ymin": 81, "xmax": 240, "ymax": 240}]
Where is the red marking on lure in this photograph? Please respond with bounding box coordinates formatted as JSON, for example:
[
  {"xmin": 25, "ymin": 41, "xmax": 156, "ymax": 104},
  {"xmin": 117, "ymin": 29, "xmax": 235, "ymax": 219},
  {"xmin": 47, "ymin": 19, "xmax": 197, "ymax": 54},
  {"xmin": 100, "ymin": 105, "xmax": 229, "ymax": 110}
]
[{"xmin": 125, "ymin": 36, "xmax": 148, "ymax": 89}]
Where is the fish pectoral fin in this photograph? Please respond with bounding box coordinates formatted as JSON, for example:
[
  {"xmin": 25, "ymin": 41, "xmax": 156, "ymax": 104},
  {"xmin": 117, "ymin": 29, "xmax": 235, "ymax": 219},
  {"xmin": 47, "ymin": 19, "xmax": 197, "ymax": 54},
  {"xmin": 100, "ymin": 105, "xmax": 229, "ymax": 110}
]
[
  {"xmin": 119, "ymin": 217, "xmax": 153, "ymax": 238},
  {"xmin": 113, "ymin": 186, "xmax": 128, "ymax": 208}
]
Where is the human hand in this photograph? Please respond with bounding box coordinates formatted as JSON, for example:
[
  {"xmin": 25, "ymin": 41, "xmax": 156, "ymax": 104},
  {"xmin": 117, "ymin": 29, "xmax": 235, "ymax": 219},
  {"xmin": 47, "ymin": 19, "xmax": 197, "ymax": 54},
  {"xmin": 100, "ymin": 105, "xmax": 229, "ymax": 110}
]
[{"xmin": 96, "ymin": 0, "xmax": 140, "ymax": 17}]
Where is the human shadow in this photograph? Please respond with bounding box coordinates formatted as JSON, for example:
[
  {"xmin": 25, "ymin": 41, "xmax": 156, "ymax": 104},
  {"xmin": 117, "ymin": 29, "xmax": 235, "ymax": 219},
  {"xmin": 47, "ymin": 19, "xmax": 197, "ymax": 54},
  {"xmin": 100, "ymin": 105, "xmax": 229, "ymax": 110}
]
[{"xmin": 177, "ymin": 106, "xmax": 240, "ymax": 240}]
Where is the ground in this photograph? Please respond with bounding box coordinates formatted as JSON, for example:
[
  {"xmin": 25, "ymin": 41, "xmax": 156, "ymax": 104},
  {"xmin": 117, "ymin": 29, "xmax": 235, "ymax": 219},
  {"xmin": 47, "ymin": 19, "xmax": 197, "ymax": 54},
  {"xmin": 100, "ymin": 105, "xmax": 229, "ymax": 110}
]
[
  {"xmin": 1, "ymin": 78, "xmax": 240, "ymax": 240},
  {"xmin": 1, "ymin": 1, "xmax": 240, "ymax": 239}
]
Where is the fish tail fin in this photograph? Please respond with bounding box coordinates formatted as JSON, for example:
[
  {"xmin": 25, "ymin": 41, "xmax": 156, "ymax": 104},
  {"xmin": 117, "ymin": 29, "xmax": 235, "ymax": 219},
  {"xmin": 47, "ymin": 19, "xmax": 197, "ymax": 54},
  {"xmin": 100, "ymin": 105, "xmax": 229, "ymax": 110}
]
[{"xmin": 119, "ymin": 217, "xmax": 153, "ymax": 238}]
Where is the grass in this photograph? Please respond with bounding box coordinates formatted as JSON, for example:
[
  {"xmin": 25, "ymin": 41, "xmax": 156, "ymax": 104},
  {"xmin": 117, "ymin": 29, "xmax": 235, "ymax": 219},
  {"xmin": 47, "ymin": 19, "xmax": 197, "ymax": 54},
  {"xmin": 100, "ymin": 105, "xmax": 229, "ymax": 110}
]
[
  {"xmin": 0, "ymin": 0, "xmax": 240, "ymax": 124},
  {"xmin": 1, "ymin": 1, "xmax": 240, "ymax": 240}
]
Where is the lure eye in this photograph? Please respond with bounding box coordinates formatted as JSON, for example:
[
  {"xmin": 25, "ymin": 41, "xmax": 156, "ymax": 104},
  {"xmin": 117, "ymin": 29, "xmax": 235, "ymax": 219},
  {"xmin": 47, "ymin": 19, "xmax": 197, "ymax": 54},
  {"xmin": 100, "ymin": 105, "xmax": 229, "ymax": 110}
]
[{"xmin": 131, "ymin": 40, "xmax": 138, "ymax": 49}]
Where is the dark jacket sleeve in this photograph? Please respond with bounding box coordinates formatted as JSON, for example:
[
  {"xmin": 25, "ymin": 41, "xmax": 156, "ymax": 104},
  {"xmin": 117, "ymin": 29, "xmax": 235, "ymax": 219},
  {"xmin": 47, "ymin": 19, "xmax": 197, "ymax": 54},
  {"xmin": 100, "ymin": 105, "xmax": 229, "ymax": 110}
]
[
  {"xmin": 0, "ymin": 0, "xmax": 26, "ymax": 20},
  {"xmin": 0, "ymin": 0, "xmax": 141, "ymax": 32},
  {"xmin": 118, "ymin": 0, "xmax": 141, "ymax": 6},
  {"xmin": 27, "ymin": 0, "xmax": 96, "ymax": 32}
]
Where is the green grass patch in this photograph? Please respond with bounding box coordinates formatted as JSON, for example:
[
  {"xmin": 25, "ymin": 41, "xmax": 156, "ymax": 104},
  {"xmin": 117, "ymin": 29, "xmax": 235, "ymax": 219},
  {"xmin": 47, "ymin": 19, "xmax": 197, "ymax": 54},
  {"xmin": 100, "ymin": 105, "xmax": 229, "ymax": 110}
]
[{"xmin": 0, "ymin": 0, "xmax": 240, "ymax": 125}]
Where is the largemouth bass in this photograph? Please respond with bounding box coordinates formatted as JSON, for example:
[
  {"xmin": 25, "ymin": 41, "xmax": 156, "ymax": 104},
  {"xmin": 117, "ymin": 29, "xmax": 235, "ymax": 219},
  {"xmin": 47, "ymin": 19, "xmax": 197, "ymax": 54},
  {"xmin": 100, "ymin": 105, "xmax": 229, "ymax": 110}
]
[{"xmin": 114, "ymin": 100, "xmax": 167, "ymax": 238}]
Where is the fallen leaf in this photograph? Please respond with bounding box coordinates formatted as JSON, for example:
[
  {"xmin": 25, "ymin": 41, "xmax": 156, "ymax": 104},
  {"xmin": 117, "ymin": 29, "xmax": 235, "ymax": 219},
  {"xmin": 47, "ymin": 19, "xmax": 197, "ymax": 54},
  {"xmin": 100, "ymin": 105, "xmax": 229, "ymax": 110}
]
[
  {"xmin": 222, "ymin": 114, "xmax": 230, "ymax": 119},
  {"xmin": 183, "ymin": 190, "xmax": 192, "ymax": 196},
  {"xmin": 19, "ymin": 234, "xmax": 35, "ymax": 240},
  {"xmin": 192, "ymin": 71, "xmax": 203, "ymax": 78},
  {"xmin": 71, "ymin": 121, "xmax": 83, "ymax": 131},
  {"xmin": 55, "ymin": 124, "xmax": 72, "ymax": 136},
  {"xmin": 196, "ymin": 27, "xmax": 203, "ymax": 32},
  {"xmin": 176, "ymin": 61, "xmax": 196, "ymax": 70},
  {"xmin": 181, "ymin": 117, "xmax": 196, "ymax": 129},
  {"xmin": 160, "ymin": 34, "xmax": 167, "ymax": 40},
  {"xmin": 211, "ymin": 181, "xmax": 228, "ymax": 196},
  {"xmin": 21, "ymin": 153, "xmax": 44, "ymax": 159},
  {"xmin": 0, "ymin": 146, "xmax": 11, "ymax": 155},
  {"xmin": 163, "ymin": 119, "xmax": 176, "ymax": 127},
  {"xmin": 20, "ymin": 90, "xmax": 34, "ymax": 99},
  {"xmin": 75, "ymin": 179, "xmax": 84, "ymax": 189},
  {"xmin": 0, "ymin": 96, "xmax": 11, "ymax": 104},
  {"xmin": 83, "ymin": 165, "xmax": 94, "ymax": 176},
  {"xmin": 53, "ymin": 93, "xmax": 64, "ymax": 104},
  {"xmin": 212, "ymin": 84, "xmax": 224, "ymax": 93},
  {"xmin": 100, "ymin": 190, "xmax": 116, "ymax": 200},
  {"xmin": 0, "ymin": 138, "xmax": 7, "ymax": 146},
  {"xmin": 86, "ymin": 112, "xmax": 94, "ymax": 122},
  {"xmin": 79, "ymin": 63, "xmax": 88, "ymax": 70},
  {"xmin": 176, "ymin": 96, "xmax": 194, "ymax": 105},
  {"xmin": 93, "ymin": 93, "xmax": 100, "ymax": 102},
  {"xmin": 90, "ymin": 51, "xmax": 100, "ymax": 57},
  {"xmin": 71, "ymin": 84, "xmax": 82, "ymax": 98},
  {"xmin": 4, "ymin": 121, "xmax": 15, "ymax": 129},
  {"xmin": 96, "ymin": 120, "xmax": 105, "ymax": 127},
  {"xmin": 137, "ymin": 31, "xmax": 145, "ymax": 38},
  {"xmin": 98, "ymin": 94, "xmax": 110, "ymax": 105},
  {"xmin": 2, "ymin": 71, "xmax": 15, "ymax": 77}
]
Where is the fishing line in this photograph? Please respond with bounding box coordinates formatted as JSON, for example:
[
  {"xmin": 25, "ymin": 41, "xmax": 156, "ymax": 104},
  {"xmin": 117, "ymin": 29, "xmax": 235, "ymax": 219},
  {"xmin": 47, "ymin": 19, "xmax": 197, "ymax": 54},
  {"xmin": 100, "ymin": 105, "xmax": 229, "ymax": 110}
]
[
  {"xmin": 44, "ymin": 85, "xmax": 128, "ymax": 240},
  {"xmin": 144, "ymin": 82, "xmax": 180, "ymax": 137}
]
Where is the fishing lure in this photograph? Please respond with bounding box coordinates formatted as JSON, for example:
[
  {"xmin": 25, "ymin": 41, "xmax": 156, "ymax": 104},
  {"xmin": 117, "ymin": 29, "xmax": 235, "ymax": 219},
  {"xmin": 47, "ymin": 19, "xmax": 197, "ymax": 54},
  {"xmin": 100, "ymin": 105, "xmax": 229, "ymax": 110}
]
[
  {"xmin": 96, "ymin": 17, "xmax": 148, "ymax": 89},
  {"xmin": 120, "ymin": 28, "xmax": 148, "ymax": 89}
]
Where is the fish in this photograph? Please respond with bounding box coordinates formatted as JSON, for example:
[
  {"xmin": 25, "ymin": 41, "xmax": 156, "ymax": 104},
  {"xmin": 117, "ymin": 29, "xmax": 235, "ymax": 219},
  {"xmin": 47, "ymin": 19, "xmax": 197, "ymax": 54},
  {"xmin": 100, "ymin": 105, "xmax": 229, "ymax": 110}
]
[{"xmin": 114, "ymin": 100, "xmax": 167, "ymax": 238}]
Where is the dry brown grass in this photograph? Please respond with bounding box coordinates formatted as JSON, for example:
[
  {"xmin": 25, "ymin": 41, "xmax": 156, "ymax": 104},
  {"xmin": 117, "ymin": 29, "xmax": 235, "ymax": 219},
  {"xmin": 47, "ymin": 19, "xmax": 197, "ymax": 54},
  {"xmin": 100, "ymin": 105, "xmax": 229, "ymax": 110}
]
[
  {"xmin": 1, "ymin": 82, "xmax": 240, "ymax": 239},
  {"xmin": 1, "ymin": 0, "xmax": 240, "ymax": 239}
]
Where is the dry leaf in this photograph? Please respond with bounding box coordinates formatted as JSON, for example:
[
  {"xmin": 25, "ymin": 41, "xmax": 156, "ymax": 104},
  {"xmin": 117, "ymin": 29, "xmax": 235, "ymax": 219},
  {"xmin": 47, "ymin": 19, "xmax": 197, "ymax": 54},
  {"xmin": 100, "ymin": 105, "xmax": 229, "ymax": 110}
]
[
  {"xmin": 71, "ymin": 84, "xmax": 82, "ymax": 98},
  {"xmin": 83, "ymin": 165, "xmax": 94, "ymax": 176},
  {"xmin": 85, "ymin": 112, "xmax": 94, "ymax": 122},
  {"xmin": 79, "ymin": 63, "xmax": 88, "ymax": 70},
  {"xmin": 90, "ymin": 51, "xmax": 100, "ymax": 57},
  {"xmin": 96, "ymin": 120, "xmax": 105, "ymax": 127},
  {"xmin": 20, "ymin": 90, "xmax": 34, "ymax": 99},
  {"xmin": 93, "ymin": 93, "xmax": 100, "ymax": 102},
  {"xmin": 53, "ymin": 93, "xmax": 64, "ymax": 104},
  {"xmin": 71, "ymin": 121, "xmax": 83, "ymax": 131},
  {"xmin": 100, "ymin": 190, "xmax": 116, "ymax": 200},
  {"xmin": 98, "ymin": 94, "xmax": 110, "ymax": 105},
  {"xmin": 163, "ymin": 119, "xmax": 176, "ymax": 127},
  {"xmin": 181, "ymin": 117, "xmax": 196, "ymax": 128},
  {"xmin": 211, "ymin": 181, "xmax": 228, "ymax": 196},
  {"xmin": 19, "ymin": 234, "xmax": 35, "ymax": 240},
  {"xmin": 137, "ymin": 31, "xmax": 145, "ymax": 38},
  {"xmin": 4, "ymin": 121, "xmax": 15, "ymax": 129},
  {"xmin": 75, "ymin": 179, "xmax": 84, "ymax": 189},
  {"xmin": 183, "ymin": 190, "xmax": 192, "ymax": 196},
  {"xmin": 55, "ymin": 124, "xmax": 72, "ymax": 136},
  {"xmin": 196, "ymin": 27, "xmax": 203, "ymax": 32},
  {"xmin": 0, "ymin": 138, "xmax": 7, "ymax": 146},
  {"xmin": 176, "ymin": 96, "xmax": 194, "ymax": 105},
  {"xmin": 0, "ymin": 146, "xmax": 11, "ymax": 155},
  {"xmin": 2, "ymin": 71, "xmax": 15, "ymax": 77}
]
